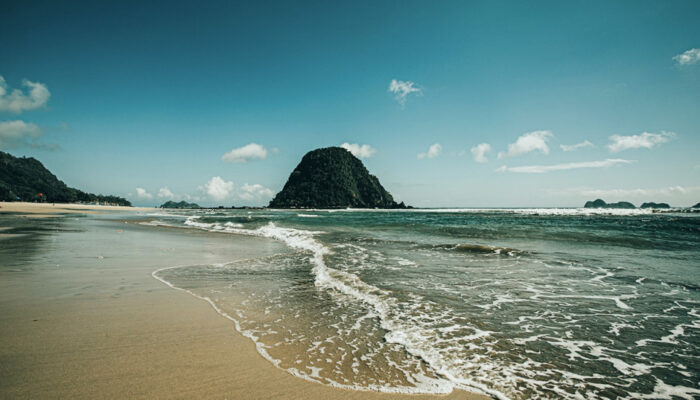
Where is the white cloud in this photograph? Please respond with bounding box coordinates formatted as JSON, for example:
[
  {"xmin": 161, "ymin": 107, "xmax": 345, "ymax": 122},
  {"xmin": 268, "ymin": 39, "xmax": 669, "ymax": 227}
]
[
  {"xmin": 0, "ymin": 120, "xmax": 44, "ymax": 149},
  {"xmin": 239, "ymin": 183, "xmax": 274, "ymax": 201},
  {"xmin": 341, "ymin": 142, "xmax": 376, "ymax": 159},
  {"xmin": 221, "ymin": 143, "xmax": 268, "ymax": 163},
  {"xmin": 418, "ymin": 143, "xmax": 442, "ymax": 159},
  {"xmin": 388, "ymin": 79, "xmax": 422, "ymax": 106},
  {"xmin": 496, "ymin": 159, "xmax": 633, "ymax": 174},
  {"xmin": 470, "ymin": 143, "xmax": 491, "ymax": 163},
  {"xmin": 673, "ymin": 48, "xmax": 700, "ymax": 66},
  {"xmin": 157, "ymin": 187, "xmax": 175, "ymax": 199},
  {"xmin": 498, "ymin": 130, "xmax": 553, "ymax": 159},
  {"xmin": 0, "ymin": 120, "xmax": 57, "ymax": 150},
  {"xmin": 0, "ymin": 76, "xmax": 51, "ymax": 113},
  {"xmin": 607, "ymin": 131, "xmax": 674, "ymax": 153},
  {"xmin": 561, "ymin": 140, "xmax": 594, "ymax": 152},
  {"xmin": 202, "ymin": 176, "xmax": 234, "ymax": 201},
  {"xmin": 135, "ymin": 187, "xmax": 153, "ymax": 199}
]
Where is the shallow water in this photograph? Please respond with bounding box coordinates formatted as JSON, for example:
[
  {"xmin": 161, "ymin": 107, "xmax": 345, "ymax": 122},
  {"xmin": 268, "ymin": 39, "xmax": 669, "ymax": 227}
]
[{"xmin": 150, "ymin": 208, "xmax": 700, "ymax": 399}]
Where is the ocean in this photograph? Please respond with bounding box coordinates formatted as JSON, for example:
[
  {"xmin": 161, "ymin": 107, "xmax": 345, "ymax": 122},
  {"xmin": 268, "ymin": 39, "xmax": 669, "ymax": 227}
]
[{"xmin": 147, "ymin": 208, "xmax": 700, "ymax": 399}]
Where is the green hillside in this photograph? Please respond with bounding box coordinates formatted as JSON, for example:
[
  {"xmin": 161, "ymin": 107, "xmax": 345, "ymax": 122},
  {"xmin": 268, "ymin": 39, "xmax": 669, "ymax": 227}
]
[{"xmin": 0, "ymin": 151, "xmax": 131, "ymax": 206}]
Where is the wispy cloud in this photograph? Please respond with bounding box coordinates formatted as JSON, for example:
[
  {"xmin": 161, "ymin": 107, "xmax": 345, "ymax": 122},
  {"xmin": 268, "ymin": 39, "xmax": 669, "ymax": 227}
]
[
  {"xmin": 157, "ymin": 187, "xmax": 175, "ymax": 199},
  {"xmin": 607, "ymin": 131, "xmax": 674, "ymax": 153},
  {"xmin": 238, "ymin": 183, "xmax": 274, "ymax": 201},
  {"xmin": 0, "ymin": 76, "xmax": 51, "ymax": 113},
  {"xmin": 388, "ymin": 79, "xmax": 422, "ymax": 106},
  {"xmin": 496, "ymin": 159, "xmax": 633, "ymax": 174},
  {"xmin": 135, "ymin": 187, "xmax": 153, "ymax": 199},
  {"xmin": 221, "ymin": 143, "xmax": 268, "ymax": 163},
  {"xmin": 498, "ymin": 130, "xmax": 552, "ymax": 159},
  {"xmin": 470, "ymin": 143, "xmax": 491, "ymax": 163},
  {"xmin": 673, "ymin": 48, "xmax": 700, "ymax": 66},
  {"xmin": 27, "ymin": 142, "xmax": 60, "ymax": 150},
  {"xmin": 418, "ymin": 143, "xmax": 442, "ymax": 159},
  {"xmin": 0, "ymin": 120, "xmax": 43, "ymax": 149},
  {"xmin": 201, "ymin": 176, "xmax": 234, "ymax": 201},
  {"xmin": 561, "ymin": 140, "xmax": 594, "ymax": 152},
  {"xmin": 341, "ymin": 142, "xmax": 376, "ymax": 159}
]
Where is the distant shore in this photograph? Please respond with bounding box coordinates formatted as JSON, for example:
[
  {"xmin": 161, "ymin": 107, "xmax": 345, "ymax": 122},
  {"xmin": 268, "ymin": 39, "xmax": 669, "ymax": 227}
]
[{"xmin": 0, "ymin": 201, "xmax": 154, "ymax": 217}]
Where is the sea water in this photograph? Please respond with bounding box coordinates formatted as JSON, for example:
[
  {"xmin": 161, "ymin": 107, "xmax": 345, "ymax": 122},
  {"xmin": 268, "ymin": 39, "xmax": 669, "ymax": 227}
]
[{"xmin": 148, "ymin": 208, "xmax": 700, "ymax": 399}]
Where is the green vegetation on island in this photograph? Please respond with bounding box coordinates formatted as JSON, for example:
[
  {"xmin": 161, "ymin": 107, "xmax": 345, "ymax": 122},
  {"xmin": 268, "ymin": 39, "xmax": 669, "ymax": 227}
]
[
  {"xmin": 640, "ymin": 202, "xmax": 670, "ymax": 209},
  {"xmin": 269, "ymin": 147, "xmax": 409, "ymax": 209},
  {"xmin": 159, "ymin": 200, "xmax": 201, "ymax": 209},
  {"xmin": 583, "ymin": 199, "xmax": 636, "ymax": 209},
  {"xmin": 0, "ymin": 150, "xmax": 131, "ymax": 206}
]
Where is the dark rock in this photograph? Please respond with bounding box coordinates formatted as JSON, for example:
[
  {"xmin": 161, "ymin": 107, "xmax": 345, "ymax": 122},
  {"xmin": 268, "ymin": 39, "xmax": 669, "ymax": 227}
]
[
  {"xmin": 159, "ymin": 200, "xmax": 201, "ymax": 209},
  {"xmin": 269, "ymin": 147, "xmax": 408, "ymax": 209},
  {"xmin": 584, "ymin": 199, "xmax": 607, "ymax": 208},
  {"xmin": 640, "ymin": 202, "xmax": 670, "ymax": 209},
  {"xmin": 583, "ymin": 199, "xmax": 636, "ymax": 209}
]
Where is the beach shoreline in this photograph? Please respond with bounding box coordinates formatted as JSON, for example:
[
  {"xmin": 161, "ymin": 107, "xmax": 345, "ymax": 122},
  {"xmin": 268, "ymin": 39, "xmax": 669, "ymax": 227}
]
[
  {"xmin": 0, "ymin": 208, "xmax": 486, "ymax": 399},
  {"xmin": 0, "ymin": 201, "xmax": 154, "ymax": 217}
]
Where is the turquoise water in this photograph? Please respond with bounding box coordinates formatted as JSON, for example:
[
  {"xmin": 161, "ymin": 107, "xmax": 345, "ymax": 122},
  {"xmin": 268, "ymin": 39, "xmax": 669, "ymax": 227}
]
[{"xmin": 150, "ymin": 208, "xmax": 700, "ymax": 399}]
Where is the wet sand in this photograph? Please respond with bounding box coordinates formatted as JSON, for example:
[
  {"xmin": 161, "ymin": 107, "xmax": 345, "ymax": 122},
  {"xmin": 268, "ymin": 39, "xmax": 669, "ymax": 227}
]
[{"xmin": 0, "ymin": 211, "xmax": 486, "ymax": 399}]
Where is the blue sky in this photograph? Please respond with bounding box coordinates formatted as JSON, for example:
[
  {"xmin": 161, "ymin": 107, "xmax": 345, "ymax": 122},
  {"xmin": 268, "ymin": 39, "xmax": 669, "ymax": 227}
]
[{"xmin": 1, "ymin": 0, "xmax": 699, "ymax": 207}]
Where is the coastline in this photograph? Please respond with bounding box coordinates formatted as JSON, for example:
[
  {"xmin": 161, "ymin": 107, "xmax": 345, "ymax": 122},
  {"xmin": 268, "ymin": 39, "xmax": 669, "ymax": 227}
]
[
  {"xmin": 0, "ymin": 208, "xmax": 486, "ymax": 399},
  {"xmin": 0, "ymin": 201, "xmax": 154, "ymax": 217}
]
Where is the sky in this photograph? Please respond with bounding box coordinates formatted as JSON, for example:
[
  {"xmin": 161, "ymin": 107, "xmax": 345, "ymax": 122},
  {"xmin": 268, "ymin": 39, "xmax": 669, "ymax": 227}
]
[{"xmin": 1, "ymin": 0, "xmax": 699, "ymax": 207}]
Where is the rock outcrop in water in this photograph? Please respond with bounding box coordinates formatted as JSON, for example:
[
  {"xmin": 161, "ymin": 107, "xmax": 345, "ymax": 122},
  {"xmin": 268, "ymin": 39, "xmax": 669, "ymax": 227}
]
[
  {"xmin": 584, "ymin": 199, "xmax": 636, "ymax": 209},
  {"xmin": 692, "ymin": 203, "xmax": 700, "ymax": 209},
  {"xmin": 269, "ymin": 147, "xmax": 408, "ymax": 209},
  {"xmin": 0, "ymin": 150, "xmax": 131, "ymax": 205},
  {"xmin": 640, "ymin": 202, "xmax": 670, "ymax": 209},
  {"xmin": 159, "ymin": 200, "xmax": 200, "ymax": 209}
]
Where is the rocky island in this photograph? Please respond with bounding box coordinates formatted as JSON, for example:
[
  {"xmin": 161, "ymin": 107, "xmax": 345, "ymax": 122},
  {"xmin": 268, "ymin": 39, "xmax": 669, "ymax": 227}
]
[
  {"xmin": 269, "ymin": 147, "xmax": 409, "ymax": 209},
  {"xmin": 640, "ymin": 202, "xmax": 670, "ymax": 209},
  {"xmin": 584, "ymin": 199, "xmax": 636, "ymax": 209},
  {"xmin": 159, "ymin": 200, "xmax": 201, "ymax": 209}
]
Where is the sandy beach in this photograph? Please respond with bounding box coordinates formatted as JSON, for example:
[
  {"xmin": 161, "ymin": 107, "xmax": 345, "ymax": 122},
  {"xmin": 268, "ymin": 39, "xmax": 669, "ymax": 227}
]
[
  {"xmin": 0, "ymin": 201, "xmax": 154, "ymax": 217},
  {"xmin": 0, "ymin": 206, "xmax": 485, "ymax": 399}
]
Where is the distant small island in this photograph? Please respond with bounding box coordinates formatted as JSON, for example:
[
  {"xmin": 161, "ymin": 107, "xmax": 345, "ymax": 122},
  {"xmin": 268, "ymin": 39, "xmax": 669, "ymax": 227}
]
[
  {"xmin": 269, "ymin": 147, "xmax": 410, "ymax": 209},
  {"xmin": 583, "ymin": 199, "xmax": 699, "ymax": 210},
  {"xmin": 584, "ymin": 199, "xmax": 636, "ymax": 209},
  {"xmin": 0, "ymin": 150, "xmax": 131, "ymax": 206},
  {"xmin": 640, "ymin": 202, "xmax": 670, "ymax": 209},
  {"xmin": 160, "ymin": 200, "xmax": 201, "ymax": 209}
]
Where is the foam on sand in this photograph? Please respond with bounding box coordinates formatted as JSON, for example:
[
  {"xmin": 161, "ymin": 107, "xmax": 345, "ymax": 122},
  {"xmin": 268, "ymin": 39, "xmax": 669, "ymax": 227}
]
[{"xmin": 158, "ymin": 217, "xmax": 506, "ymax": 398}]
